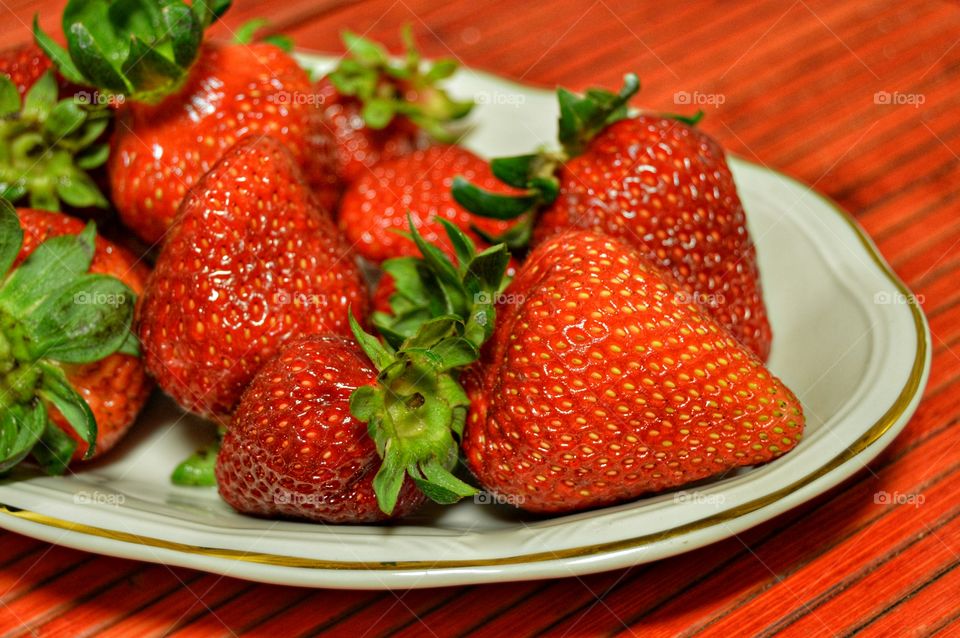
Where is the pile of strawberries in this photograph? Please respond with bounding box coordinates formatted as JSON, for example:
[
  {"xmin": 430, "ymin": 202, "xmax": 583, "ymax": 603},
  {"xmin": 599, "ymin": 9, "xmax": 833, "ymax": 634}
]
[{"xmin": 0, "ymin": 0, "xmax": 803, "ymax": 522}]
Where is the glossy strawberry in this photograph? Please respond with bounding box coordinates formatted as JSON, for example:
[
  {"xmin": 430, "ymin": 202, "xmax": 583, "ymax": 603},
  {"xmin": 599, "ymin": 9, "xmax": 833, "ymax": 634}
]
[
  {"xmin": 454, "ymin": 75, "xmax": 772, "ymax": 360},
  {"xmin": 316, "ymin": 77, "xmax": 427, "ymax": 185},
  {"xmin": 107, "ymin": 41, "xmax": 337, "ymax": 244},
  {"xmin": 0, "ymin": 43, "xmax": 51, "ymax": 98},
  {"xmin": 38, "ymin": 2, "xmax": 338, "ymax": 244},
  {"xmin": 137, "ymin": 136, "xmax": 368, "ymax": 421},
  {"xmin": 218, "ymin": 222, "xmax": 510, "ymax": 521},
  {"xmin": 319, "ymin": 29, "xmax": 472, "ymax": 185},
  {"xmin": 462, "ymin": 232, "xmax": 803, "ymax": 514},
  {"xmin": 536, "ymin": 115, "xmax": 771, "ymax": 360},
  {"xmin": 0, "ymin": 203, "xmax": 146, "ymax": 473},
  {"xmin": 339, "ymin": 145, "xmax": 520, "ymax": 263},
  {"xmin": 14, "ymin": 208, "xmax": 152, "ymax": 459},
  {"xmin": 216, "ymin": 335, "xmax": 426, "ymax": 523}
]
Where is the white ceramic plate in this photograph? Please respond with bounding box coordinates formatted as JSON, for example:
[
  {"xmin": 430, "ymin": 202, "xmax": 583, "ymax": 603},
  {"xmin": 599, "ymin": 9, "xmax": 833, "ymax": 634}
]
[{"xmin": 0, "ymin": 55, "xmax": 930, "ymax": 590}]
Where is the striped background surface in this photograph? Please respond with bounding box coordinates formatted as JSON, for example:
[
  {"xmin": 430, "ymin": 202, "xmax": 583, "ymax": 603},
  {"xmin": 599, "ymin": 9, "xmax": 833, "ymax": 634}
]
[{"xmin": 1, "ymin": 0, "xmax": 959, "ymax": 635}]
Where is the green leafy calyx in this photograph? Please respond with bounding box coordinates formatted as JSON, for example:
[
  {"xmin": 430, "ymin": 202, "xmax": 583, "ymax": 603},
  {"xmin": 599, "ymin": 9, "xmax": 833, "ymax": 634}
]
[
  {"xmin": 327, "ymin": 25, "xmax": 473, "ymax": 142},
  {"xmin": 350, "ymin": 218, "xmax": 510, "ymax": 514},
  {"xmin": 0, "ymin": 71, "xmax": 112, "ymax": 211},
  {"xmin": 0, "ymin": 201, "xmax": 137, "ymax": 475},
  {"xmin": 34, "ymin": 0, "xmax": 232, "ymax": 104}
]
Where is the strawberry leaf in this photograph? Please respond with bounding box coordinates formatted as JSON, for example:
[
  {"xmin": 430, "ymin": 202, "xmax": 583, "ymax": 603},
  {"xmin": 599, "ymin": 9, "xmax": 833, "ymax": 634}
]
[
  {"xmin": 171, "ymin": 439, "xmax": 219, "ymax": 486},
  {"xmin": 0, "ymin": 222, "xmax": 96, "ymax": 314},
  {"xmin": 33, "ymin": 17, "xmax": 86, "ymax": 85},
  {"xmin": 0, "ymin": 77, "xmax": 20, "ymax": 117},
  {"xmin": 36, "ymin": 361, "xmax": 97, "ymax": 460},
  {"xmin": 31, "ymin": 415, "xmax": 78, "ymax": 475},
  {"xmin": 0, "ymin": 200, "xmax": 24, "ymax": 277},
  {"xmin": 25, "ymin": 274, "xmax": 135, "ymax": 364},
  {"xmin": 0, "ymin": 222, "xmax": 95, "ymax": 313},
  {"xmin": 0, "ymin": 402, "xmax": 47, "ymax": 474},
  {"xmin": 22, "ymin": 71, "xmax": 58, "ymax": 120}
]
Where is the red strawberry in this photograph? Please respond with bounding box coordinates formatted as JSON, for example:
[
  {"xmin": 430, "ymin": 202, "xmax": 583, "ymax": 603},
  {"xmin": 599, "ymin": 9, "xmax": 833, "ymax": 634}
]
[
  {"xmin": 14, "ymin": 208, "xmax": 152, "ymax": 459},
  {"xmin": 454, "ymin": 75, "xmax": 772, "ymax": 360},
  {"xmin": 216, "ymin": 335, "xmax": 425, "ymax": 523},
  {"xmin": 536, "ymin": 114, "xmax": 771, "ymax": 360},
  {"xmin": 218, "ymin": 222, "xmax": 511, "ymax": 522},
  {"xmin": 137, "ymin": 136, "xmax": 368, "ymax": 421},
  {"xmin": 462, "ymin": 231, "xmax": 803, "ymax": 514},
  {"xmin": 339, "ymin": 145, "xmax": 521, "ymax": 263},
  {"xmin": 0, "ymin": 204, "xmax": 148, "ymax": 473},
  {"xmin": 38, "ymin": 4, "xmax": 339, "ymax": 244},
  {"xmin": 319, "ymin": 29, "xmax": 473, "ymax": 185},
  {"xmin": 0, "ymin": 43, "xmax": 51, "ymax": 98},
  {"xmin": 315, "ymin": 77, "xmax": 428, "ymax": 185},
  {"xmin": 107, "ymin": 41, "xmax": 338, "ymax": 244}
]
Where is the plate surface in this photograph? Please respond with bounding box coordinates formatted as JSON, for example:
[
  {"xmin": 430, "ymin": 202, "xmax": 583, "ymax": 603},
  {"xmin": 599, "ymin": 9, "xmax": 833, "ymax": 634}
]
[{"xmin": 0, "ymin": 55, "xmax": 930, "ymax": 590}]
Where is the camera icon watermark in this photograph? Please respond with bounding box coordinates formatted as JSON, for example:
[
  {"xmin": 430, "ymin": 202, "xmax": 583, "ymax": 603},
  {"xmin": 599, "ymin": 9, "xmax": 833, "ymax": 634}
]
[
  {"xmin": 674, "ymin": 90, "xmax": 725, "ymax": 107},
  {"xmin": 874, "ymin": 91, "xmax": 925, "ymax": 108},
  {"xmin": 74, "ymin": 291, "xmax": 128, "ymax": 307},
  {"xmin": 674, "ymin": 290, "xmax": 725, "ymax": 306},
  {"xmin": 672, "ymin": 490, "xmax": 727, "ymax": 506},
  {"xmin": 873, "ymin": 291, "xmax": 924, "ymax": 306},
  {"xmin": 74, "ymin": 490, "xmax": 126, "ymax": 507},
  {"xmin": 474, "ymin": 490, "xmax": 525, "ymax": 507},
  {"xmin": 74, "ymin": 90, "xmax": 125, "ymax": 107},
  {"xmin": 474, "ymin": 291, "xmax": 524, "ymax": 305},
  {"xmin": 268, "ymin": 90, "xmax": 325, "ymax": 106},
  {"xmin": 275, "ymin": 492, "xmax": 322, "ymax": 506},
  {"xmin": 474, "ymin": 90, "xmax": 526, "ymax": 107},
  {"xmin": 874, "ymin": 490, "xmax": 924, "ymax": 508}
]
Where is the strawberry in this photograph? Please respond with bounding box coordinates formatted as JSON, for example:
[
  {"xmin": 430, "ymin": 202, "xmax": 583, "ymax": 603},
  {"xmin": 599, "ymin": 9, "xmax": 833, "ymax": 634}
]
[
  {"xmin": 0, "ymin": 202, "xmax": 147, "ymax": 474},
  {"xmin": 0, "ymin": 43, "xmax": 51, "ymax": 99},
  {"xmin": 319, "ymin": 28, "xmax": 473, "ymax": 185},
  {"xmin": 216, "ymin": 335, "xmax": 426, "ymax": 523},
  {"xmin": 137, "ymin": 135, "xmax": 368, "ymax": 421},
  {"xmin": 454, "ymin": 75, "xmax": 772, "ymax": 360},
  {"xmin": 338, "ymin": 145, "xmax": 522, "ymax": 263},
  {"xmin": 217, "ymin": 221, "xmax": 511, "ymax": 521},
  {"xmin": 36, "ymin": 1, "xmax": 339, "ymax": 244},
  {"xmin": 462, "ymin": 231, "xmax": 804, "ymax": 514}
]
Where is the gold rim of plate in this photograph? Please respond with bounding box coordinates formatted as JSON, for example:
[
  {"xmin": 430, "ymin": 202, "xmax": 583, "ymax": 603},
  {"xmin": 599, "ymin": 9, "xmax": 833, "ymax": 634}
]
[{"xmin": 0, "ymin": 166, "xmax": 929, "ymax": 572}]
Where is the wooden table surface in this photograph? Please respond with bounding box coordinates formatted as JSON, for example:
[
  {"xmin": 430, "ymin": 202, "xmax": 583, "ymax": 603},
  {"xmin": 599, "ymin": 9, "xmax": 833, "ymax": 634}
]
[{"xmin": 2, "ymin": 0, "xmax": 959, "ymax": 636}]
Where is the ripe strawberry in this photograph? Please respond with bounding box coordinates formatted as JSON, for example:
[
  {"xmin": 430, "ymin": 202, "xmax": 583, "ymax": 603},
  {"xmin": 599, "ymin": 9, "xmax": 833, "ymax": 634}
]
[
  {"xmin": 37, "ymin": 2, "xmax": 338, "ymax": 244},
  {"xmin": 14, "ymin": 208, "xmax": 152, "ymax": 459},
  {"xmin": 319, "ymin": 28, "xmax": 472, "ymax": 185},
  {"xmin": 137, "ymin": 136, "xmax": 368, "ymax": 421},
  {"xmin": 0, "ymin": 43, "xmax": 51, "ymax": 98},
  {"xmin": 0, "ymin": 203, "xmax": 147, "ymax": 474},
  {"xmin": 218, "ymin": 222, "xmax": 511, "ymax": 521},
  {"xmin": 216, "ymin": 335, "xmax": 426, "ymax": 523},
  {"xmin": 462, "ymin": 232, "xmax": 803, "ymax": 514},
  {"xmin": 338, "ymin": 145, "xmax": 521, "ymax": 263},
  {"xmin": 454, "ymin": 75, "xmax": 772, "ymax": 360}
]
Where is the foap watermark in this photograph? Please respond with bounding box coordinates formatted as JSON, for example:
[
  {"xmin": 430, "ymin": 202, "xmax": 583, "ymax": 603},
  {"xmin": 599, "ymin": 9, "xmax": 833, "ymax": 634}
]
[
  {"xmin": 672, "ymin": 490, "xmax": 727, "ymax": 506},
  {"xmin": 268, "ymin": 90, "xmax": 325, "ymax": 106},
  {"xmin": 74, "ymin": 491, "xmax": 126, "ymax": 507},
  {"xmin": 273, "ymin": 291, "xmax": 327, "ymax": 308},
  {"xmin": 474, "ymin": 90, "xmax": 526, "ymax": 107},
  {"xmin": 74, "ymin": 290, "xmax": 128, "ymax": 307},
  {"xmin": 874, "ymin": 490, "xmax": 925, "ymax": 508},
  {"xmin": 674, "ymin": 90, "xmax": 725, "ymax": 107},
  {"xmin": 474, "ymin": 291, "xmax": 525, "ymax": 306},
  {"xmin": 874, "ymin": 91, "xmax": 925, "ymax": 108},
  {"xmin": 675, "ymin": 290, "xmax": 725, "ymax": 306},
  {"xmin": 275, "ymin": 493, "xmax": 323, "ymax": 506},
  {"xmin": 474, "ymin": 490, "xmax": 525, "ymax": 507},
  {"xmin": 873, "ymin": 291, "xmax": 924, "ymax": 306},
  {"xmin": 74, "ymin": 90, "xmax": 125, "ymax": 107}
]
